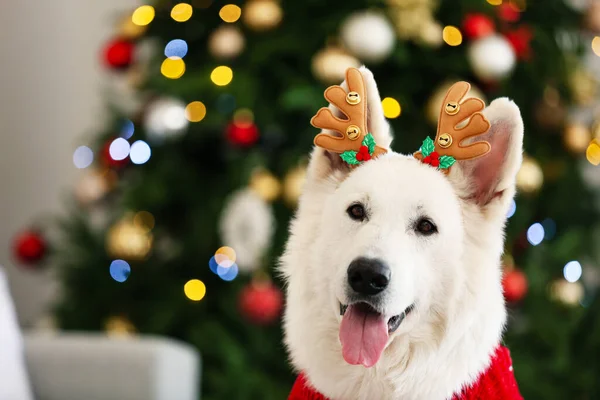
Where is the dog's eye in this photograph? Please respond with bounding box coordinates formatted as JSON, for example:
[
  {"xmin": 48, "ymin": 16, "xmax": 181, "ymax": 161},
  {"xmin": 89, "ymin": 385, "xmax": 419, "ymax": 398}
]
[
  {"xmin": 347, "ymin": 204, "xmax": 366, "ymax": 221},
  {"xmin": 416, "ymin": 218, "xmax": 437, "ymax": 235}
]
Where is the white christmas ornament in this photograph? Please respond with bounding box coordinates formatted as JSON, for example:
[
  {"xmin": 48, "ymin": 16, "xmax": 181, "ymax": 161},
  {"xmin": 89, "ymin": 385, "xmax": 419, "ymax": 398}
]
[
  {"xmin": 340, "ymin": 11, "xmax": 396, "ymax": 63},
  {"xmin": 312, "ymin": 46, "xmax": 361, "ymax": 84},
  {"xmin": 219, "ymin": 189, "xmax": 275, "ymax": 272},
  {"xmin": 468, "ymin": 34, "xmax": 516, "ymax": 81},
  {"xmin": 144, "ymin": 97, "xmax": 188, "ymax": 143}
]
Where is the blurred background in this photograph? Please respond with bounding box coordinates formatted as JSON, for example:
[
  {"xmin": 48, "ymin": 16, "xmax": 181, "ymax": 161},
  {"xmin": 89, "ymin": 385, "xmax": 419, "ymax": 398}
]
[{"xmin": 1, "ymin": 0, "xmax": 600, "ymax": 399}]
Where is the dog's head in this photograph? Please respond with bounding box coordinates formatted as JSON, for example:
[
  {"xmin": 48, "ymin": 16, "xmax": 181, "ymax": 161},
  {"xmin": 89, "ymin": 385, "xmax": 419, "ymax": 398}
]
[{"xmin": 282, "ymin": 67, "xmax": 523, "ymax": 370}]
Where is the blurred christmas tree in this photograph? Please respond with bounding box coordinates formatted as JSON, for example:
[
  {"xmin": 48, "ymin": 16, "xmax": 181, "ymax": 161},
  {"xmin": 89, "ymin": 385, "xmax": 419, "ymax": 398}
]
[{"xmin": 15, "ymin": 0, "xmax": 600, "ymax": 399}]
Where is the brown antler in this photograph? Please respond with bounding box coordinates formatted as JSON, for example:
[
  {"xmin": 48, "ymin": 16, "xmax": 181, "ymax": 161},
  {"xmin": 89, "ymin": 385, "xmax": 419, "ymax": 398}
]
[
  {"xmin": 415, "ymin": 82, "xmax": 491, "ymax": 169},
  {"xmin": 311, "ymin": 68, "xmax": 387, "ymax": 162}
]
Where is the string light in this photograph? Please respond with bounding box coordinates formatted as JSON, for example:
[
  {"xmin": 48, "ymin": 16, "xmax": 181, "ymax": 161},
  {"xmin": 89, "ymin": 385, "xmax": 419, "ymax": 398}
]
[
  {"xmin": 120, "ymin": 120, "xmax": 135, "ymax": 139},
  {"xmin": 443, "ymin": 26, "xmax": 463, "ymax": 46},
  {"xmin": 129, "ymin": 140, "xmax": 151, "ymax": 165},
  {"xmin": 211, "ymin": 66, "xmax": 233, "ymax": 86},
  {"xmin": 218, "ymin": 263, "xmax": 239, "ymax": 281},
  {"xmin": 381, "ymin": 97, "xmax": 401, "ymax": 119},
  {"xmin": 184, "ymin": 279, "xmax": 206, "ymax": 301},
  {"xmin": 132, "ymin": 5, "xmax": 155, "ymax": 26},
  {"xmin": 209, "ymin": 256, "xmax": 219, "ymax": 274},
  {"xmin": 586, "ymin": 139, "xmax": 600, "ymax": 165},
  {"xmin": 526, "ymin": 223, "xmax": 544, "ymax": 246},
  {"xmin": 110, "ymin": 260, "xmax": 131, "ymax": 283},
  {"xmin": 215, "ymin": 246, "xmax": 236, "ymax": 265},
  {"xmin": 219, "ymin": 4, "xmax": 242, "ymax": 23},
  {"xmin": 171, "ymin": 3, "xmax": 193, "ymax": 22},
  {"xmin": 164, "ymin": 39, "xmax": 188, "ymax": 58},
  {"xmin": 507, "ymin": 199, "xmax": 517, "ymax": 218},
  {"xmin": 563, "ymin": 261, "xmax": 582, "ymax": 283},
  {"xmin": 185, "ymin": 101, "xmax": 207, "ymax": 122},
  {"xmin": 161, "ymin": 57, "xmax": 186, "ymax": 79},
  {"xmin": 109, "ymin": 138, "xmax": 130, "ymax": 161},
  {"xmin": 486, "ymin": 0, "xmax": 502, "ymax": 4},
  {"xmin": 73, "ymin": 146, "xmax": 94, "ymax": 169}
]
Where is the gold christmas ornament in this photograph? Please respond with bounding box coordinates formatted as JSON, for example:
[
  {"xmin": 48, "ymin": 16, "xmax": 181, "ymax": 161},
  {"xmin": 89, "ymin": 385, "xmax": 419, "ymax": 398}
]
[
  {"xmin": 283, "ymin": 164, "xmax": 307, "ymax": 207},
  {"xmin": 105, "ymin": 316, "xmax": 136, "ymax": 337},
  {"xmin": 426, "ymin": 81, "xmax": 486, "ymax": 125},
  {"xmin": 564, "ymin": 122, "xmax": 592, "ymax": 153},
  {"xmin": 311, "ymin": 46, "xmax": 361, "ymax": 84},
  {"xmin": 208, "ymin": 25, "xmax": 245, "ymax": 59},
  {"xmin": 249, "ymin": 169, "xmax": 282, "ymax": 202},
  {"xmin": 243, "ymin": 0, "xmax": 283, "ymax": 31},
  {"xmin": 550, "ymin": 280, "xmax": 584, "ymax": 306},
  {"xmin": 418, "ymin": 20, "xmax": 443, "ymax": 48},
  {"xmin": 107, "ymin": 214, "xmax": 153, "ymax": 261},
  {"xmin": 516, "ymin": 155, "xmax": 544, "ymax": 193}
]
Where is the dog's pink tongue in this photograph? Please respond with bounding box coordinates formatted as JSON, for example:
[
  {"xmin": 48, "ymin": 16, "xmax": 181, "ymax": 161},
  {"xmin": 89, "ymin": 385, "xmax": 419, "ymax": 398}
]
[{"xmin": 339, "ymin": 304, "xmax": 388, "ymax": 368}]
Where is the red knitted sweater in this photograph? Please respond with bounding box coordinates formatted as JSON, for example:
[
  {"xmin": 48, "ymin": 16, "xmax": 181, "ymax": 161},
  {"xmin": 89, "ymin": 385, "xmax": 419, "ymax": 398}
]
[{"xmin": 289, "ymin": 345, "xmax": 522, "ymax": 400}]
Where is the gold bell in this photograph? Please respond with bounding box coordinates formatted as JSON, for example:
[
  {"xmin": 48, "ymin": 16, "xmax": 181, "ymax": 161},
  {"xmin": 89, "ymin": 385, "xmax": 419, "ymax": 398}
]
[
  {"xmin": 346, "ymin": 125, "xmax": 361, "ymax": 140},
  {"xmin": 445, "ymin": 101, "xmax": 460, "ymax": 115},
  {"xmin": 346, "ymin": 91, "xmax": 361, "ymax": 105},
  {"xmin": 438, "ymin": 133, "xmax": 453, "ymax": 148}
]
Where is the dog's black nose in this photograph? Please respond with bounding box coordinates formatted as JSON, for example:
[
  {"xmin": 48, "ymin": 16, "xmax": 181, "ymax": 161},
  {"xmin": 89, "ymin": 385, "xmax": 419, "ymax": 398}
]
[{"xmin": 347, "ymin": 257, "xmax": 390, "ymax": 296}]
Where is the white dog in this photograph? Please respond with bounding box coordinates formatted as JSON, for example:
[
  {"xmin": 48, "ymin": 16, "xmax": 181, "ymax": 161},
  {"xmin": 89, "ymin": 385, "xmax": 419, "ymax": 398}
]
[{"xmin": 280, "ymin": 67, "xmax": 524, "ymax": 400}]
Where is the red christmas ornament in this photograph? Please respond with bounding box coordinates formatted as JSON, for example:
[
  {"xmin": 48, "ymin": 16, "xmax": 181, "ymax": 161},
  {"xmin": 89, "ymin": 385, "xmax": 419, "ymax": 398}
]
[
  {"xmin": 103, "ymin": 39, "xmax": 135, "ymax": 70},
  {"xmin": 101, "ymin": 140, "xmax": 129, "ymax": 168},
  {"xmin": 239, "ymin": 281, "xmax": 283, "ymax": 325},
  {"xmin": 502, "ymin": 269, "xmax": 528, "ymax": 303},
  {"xmin": 497, "ymin": 3, "xmax": 521, "ymax": 23},
  {"xmin": 13, "ymin": 230, "xmax": 47, "ymax": 265},
  {"xmin": 504, "ymin": 27, "xmax": 533, "ymax": 60},
  {"xmin": 226, "ymin": 122, "xmax": 260, "ymax": 147},
  {"xmin": 462, "ymin": 14, "xmax": 495, "ymax": 40}
]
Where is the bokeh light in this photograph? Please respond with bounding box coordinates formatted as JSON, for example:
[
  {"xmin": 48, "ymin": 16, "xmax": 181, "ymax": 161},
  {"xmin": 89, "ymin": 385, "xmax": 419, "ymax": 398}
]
[
  {"xmin": 171, "ymin": 3, "xmax": 193, "ymax": 22},
  {"xmin": 210, "ymin": 66, "xmax": 233, "ymax": 86},
  {"xmin": 592, "ymin": 37, "xmax": 600, "ymax": 56},
  {"xmin": 218, "ymin": 263, "xmax": 239, "ymax": 281},
  {"xmin": 132, "ymin": 5, "xmax": 155, "ymax": 26},
  {"xmin": 215, "ymin": 246, "xmax": 236, "ymax": 268},
  {"xmin": 121, "ymin": 119, "xmax": 135, "ymax": 139},
  {"xmin": 209, "ymin": 256, "xmax": 219, "ymax": 274},
  {"xmin": 443, "ymin": 26, "xmax": 463, "ymax": 46},
  {"xmin": 110, "ymin": 259, "xmax": 131, "ymax": 283},
  {"xmin": 564, "ymin": 261, "xmax": 582, "ymax": 283},
  {"xmin": 164, "ymin": 39, "xmax": 188, "ymax": 58},
  {"xmin": 381, "ymin": 97, "xmax": 401, "ymax": 119},
  {"xmin": 73, "ymin": 146, "xmax": 94, "ymax": 169},
  {"xmin": 129, "ymin": 140, "xmax": 151, "ymax": 164},
  {"xmin": 219, "ymin": 4, "xmax": 242, "ymax": 23},
  {"xmin": 185, "ymin": 101, "xmax": 207, "ymax": 122},
  {"xmin": 133, "ymin": 211, "xmax": 155, "ymax": 232},
  {"xmin": 161, "ymin": 57, "xmax": 186, "ymax": 79},
  {"xmin": 527, "ymin": 223, "xmax": 545, "ymax": 246},
  {"xmin": 542, "ymin": 218, "xmax": 557, "ymax": 240},
  {"xmin": 507, "ymin": 199, "xmax": 517, "ymax": 218},
  {"xmin": 184, "ymin": 279, "xmax": 206, "ymax": 301},
  {"xmin": 486, "ymin": 0, "xmax": 502, "ymax": 4},
  {"xmin": 586, "ymin": 139, "xmax": 600, "ymax": 165},
  {"xmin": 109, "ymin": 138, "xmax": 131, "ymax": 161}
]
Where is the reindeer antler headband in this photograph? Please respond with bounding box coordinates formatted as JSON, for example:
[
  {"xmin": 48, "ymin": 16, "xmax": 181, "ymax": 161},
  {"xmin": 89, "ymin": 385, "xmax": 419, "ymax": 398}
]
[{"xmin": 311, "ymin": 68, "xmax": 491, "ymax": 173}]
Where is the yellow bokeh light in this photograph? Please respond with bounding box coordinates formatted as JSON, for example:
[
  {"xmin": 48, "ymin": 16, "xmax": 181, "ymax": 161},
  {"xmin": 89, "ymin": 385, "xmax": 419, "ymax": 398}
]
[
  {"xmin": 216, "ymin": 246, "xmax": 237, "ymax": 263},
  {"xmin": 486, "ymin": 0, "xmax": 502, "ymax": 4},
  {"xmin": 184, "ymin": 279, "xmax": 206, "ymax": 301},
  {"xmin": 443, "ymin": 26, "xmax": 463, "ymax": 46},
  {"xmin": 219, "ymin": 4, "xmax": 242, "ymax": 23},
  {"xmin": 161, "ymin": 57, "xmax": 186, "ymax": 79},
  {"xmin": 133, "ymin": 211, "xmax": 155, "ymax": 232},
  {"xmin": 171, "ymin": 3, "xmax": 193, "ymax": 22},
  {"xmin": 185, "ymin": 101, "xmax": 207, "ymax": 122},
  {"xmin": 586, "ymin": 139, "xmax": 600, "ymax": 166},
  {"xmin": 381, "ymin": 97, "xmax": 401, "ymax": 119},
  {"xmin": 210, "ymin": 66, "xmax": 233, "ymax": 86},
  {"xmin": 592, "ymin": 37, "xmax": 600, "ymax": 57},
  {"xmin": 132, "ymin": 5, "xmax": 155, "ymax": 26}
]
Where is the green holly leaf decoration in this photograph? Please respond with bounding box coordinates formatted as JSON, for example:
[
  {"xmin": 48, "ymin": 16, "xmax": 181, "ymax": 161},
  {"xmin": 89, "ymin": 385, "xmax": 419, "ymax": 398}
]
[
  {"xmin": 421, "ymin": 137, "xmax": 435, "ymax": 157},
  {"xmin": 340, "ymin": 150, "xmax": 360, "ymax": 165},
  {"xmin": 362, "ymin": 133, "xmax": 376, "ymax": 155},
  {"xmin": 438, "ymin": 155, "xmax": 456, "ymax": 170}
]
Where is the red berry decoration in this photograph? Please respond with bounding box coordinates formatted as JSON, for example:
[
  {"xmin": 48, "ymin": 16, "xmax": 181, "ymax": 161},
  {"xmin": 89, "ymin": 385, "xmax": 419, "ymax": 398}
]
[
  {"xmin": 422, "ymin": 151, "xmax": 440, "ymax": 167},
  {"xmin": 13, "ymin": 230, "xmax": 47, "ymax": 265},
  {"xmin": 356, "ymin": 145, "xmax": 371, "ymax": 162},
  {"xmin": 505, "ymin": 27, "xmax": 533, "ymax": 60},
  {"xmin": 502, "ymin": 269, "xmax": 528, "ymax": 303},
  {"xmin": 462, "ymin": 13, "xmax": 495, "ymax": 40},
  {"xmin": 226, "ymin": 122, "xmax": 260, "ymax": 147},
  {"xmin": 239, "ymin": 281, "xmax": 283, "ymax": 325},
  {"xmin": 497, "ymin": 3, "xmax": 521, "ymax": 23},
  {"xmin": 101, "ymin": 140, "xmax": 129, "ymax": 168},
  {"xmin": 103, "ymin": 38, "xmax": 135, "ymax": 70}
]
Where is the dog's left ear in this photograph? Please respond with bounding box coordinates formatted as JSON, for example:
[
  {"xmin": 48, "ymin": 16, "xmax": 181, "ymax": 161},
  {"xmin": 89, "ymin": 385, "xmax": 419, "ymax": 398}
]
[{"xmin": 449, "ymin": 98, "xmax": 524, "ymax": 208}]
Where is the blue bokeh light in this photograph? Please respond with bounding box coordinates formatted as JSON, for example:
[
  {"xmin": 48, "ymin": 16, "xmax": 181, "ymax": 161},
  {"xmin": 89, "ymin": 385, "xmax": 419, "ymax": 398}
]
[
  {"xmin": 73, "ymin": 146, "xmax": 94, "ymax": 169},
  {"xmin": 526, "ymin": 223, "xmax": 545, "ymax": 246},
  {"xmin": 121, "ymin": 120, "xmax": 135, "ymax": 139},
  {"xmin": 130, "ymin": 140, "xmax": 151, "ymax": 164},
  {"xmin": 110, "ymin": 259, "xmax": 131, "ymax": 283},
  {"xmin": 218, "ymin": 263, "xmax": 239, "ymax": 281},
  {"xmin": 507, "ymin": 199, "xmax": 517, "ymax": 218},
  {"xmin": 209, "ymin": 256, "xmax": 219, "ymax": 274},
  {"xmin": 563, "ymin": 261, "xmax": 582, "ymax": 283},
  {"xmin": 164, "ymin": 39, "xmax": 188, "ymax": 58}
]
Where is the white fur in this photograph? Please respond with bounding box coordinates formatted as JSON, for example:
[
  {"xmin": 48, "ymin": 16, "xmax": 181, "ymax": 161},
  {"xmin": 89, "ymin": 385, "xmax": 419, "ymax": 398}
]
[{"xmin": 279, "ymin": 67, "xmax": 524, "ymax": 400}]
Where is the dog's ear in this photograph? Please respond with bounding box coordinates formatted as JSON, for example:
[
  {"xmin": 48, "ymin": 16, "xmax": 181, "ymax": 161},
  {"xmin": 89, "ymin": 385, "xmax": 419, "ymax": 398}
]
[
  {"xmin": 308, "ymin": 66, "xmax": 393, "ymax": 182},
  {"xmin": 448, "ymin": 98, "xmax": 524, "ymax": 209}
]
